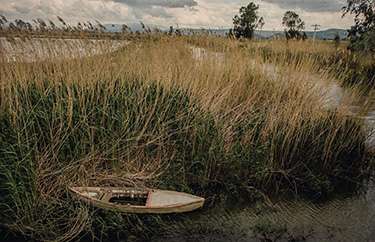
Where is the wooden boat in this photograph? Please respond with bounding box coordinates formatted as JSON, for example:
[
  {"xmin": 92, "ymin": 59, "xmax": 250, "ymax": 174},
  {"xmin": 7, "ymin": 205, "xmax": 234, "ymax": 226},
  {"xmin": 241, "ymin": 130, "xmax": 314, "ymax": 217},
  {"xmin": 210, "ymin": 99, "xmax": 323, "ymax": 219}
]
[{"xmin": 69, "ymin": 187, "xmax": 205, "ymax": 214}]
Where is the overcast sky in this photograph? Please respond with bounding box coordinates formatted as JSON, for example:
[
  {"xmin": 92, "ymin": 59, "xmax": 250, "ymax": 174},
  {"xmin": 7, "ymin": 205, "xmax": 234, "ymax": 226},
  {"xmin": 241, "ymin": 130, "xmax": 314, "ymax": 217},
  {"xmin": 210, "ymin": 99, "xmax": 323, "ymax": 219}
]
[{"xmin": 0, "ymin": 0, "xmax": 354, "ymax": 30}]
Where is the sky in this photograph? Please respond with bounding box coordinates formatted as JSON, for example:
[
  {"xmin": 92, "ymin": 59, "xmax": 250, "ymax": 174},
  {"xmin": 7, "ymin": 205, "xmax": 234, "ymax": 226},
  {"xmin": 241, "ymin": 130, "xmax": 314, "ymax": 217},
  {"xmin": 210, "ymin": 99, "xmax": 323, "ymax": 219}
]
[{"xmin": 0, "ymin": 0, "xmax": 355, "ymax": 31}]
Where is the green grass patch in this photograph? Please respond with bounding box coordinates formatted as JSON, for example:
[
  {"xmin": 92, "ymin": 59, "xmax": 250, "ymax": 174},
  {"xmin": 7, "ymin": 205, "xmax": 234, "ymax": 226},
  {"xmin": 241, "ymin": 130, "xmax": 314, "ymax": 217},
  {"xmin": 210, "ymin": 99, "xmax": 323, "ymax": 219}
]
[{"xmin": 0, "ymin": 79, "xmax": 369, "ymax": 241}]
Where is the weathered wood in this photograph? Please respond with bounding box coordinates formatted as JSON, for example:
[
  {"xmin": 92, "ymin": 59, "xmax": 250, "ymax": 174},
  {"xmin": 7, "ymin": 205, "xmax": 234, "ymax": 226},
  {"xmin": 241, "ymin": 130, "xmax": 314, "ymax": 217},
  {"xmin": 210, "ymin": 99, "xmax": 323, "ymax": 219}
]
[{"xmin": 69, "ymin": 187, "xmax": 205, "ymax": 214}]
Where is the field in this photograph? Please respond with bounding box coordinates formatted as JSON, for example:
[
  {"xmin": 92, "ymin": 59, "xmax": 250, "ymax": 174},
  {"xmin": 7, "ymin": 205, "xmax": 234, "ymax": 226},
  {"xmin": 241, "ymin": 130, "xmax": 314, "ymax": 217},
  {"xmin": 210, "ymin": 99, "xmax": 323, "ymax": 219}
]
[{"xmin": 0, "ymin": 34, "xmax": 373, "ymax": 241}]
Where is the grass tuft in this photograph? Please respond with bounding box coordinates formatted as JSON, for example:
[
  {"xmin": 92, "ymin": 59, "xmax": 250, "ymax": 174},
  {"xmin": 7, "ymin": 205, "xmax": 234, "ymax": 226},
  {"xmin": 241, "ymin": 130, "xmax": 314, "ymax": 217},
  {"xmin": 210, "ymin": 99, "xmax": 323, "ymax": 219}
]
[{"xmin": 0, "ymin": 35, "xmax": 371, "ymax": 241}]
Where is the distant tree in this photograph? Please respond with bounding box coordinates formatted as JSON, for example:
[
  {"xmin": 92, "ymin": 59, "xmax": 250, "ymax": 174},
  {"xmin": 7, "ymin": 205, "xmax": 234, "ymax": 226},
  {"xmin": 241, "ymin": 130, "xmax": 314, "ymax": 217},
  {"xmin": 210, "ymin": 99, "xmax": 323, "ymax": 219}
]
[
  {"xmin": 334, "ymin": 32, "xmax": 341, "ymax": 49},
  {"xmin": 302, "ymin": 32, "xmax": 308, "ymax": 41},
  {"xmin": 175, "ymin": 28, "xmax": 182, "ymax": 36},
  {"xmin": 227, "ymin": 28, "xmax": 235, "ymax": 38},
  {"xmin": 343, "ymin": 0, "xmax": 375, "ymax": 52},
  {"xmin": 232, "ymin": 2, "xmax": 264, "ymax": 39},
  {"xmin": 282, "ymin": 11, "xmax": 305, "ymax": 40},
  {"xmin": 168, "ymin": 26, "xmax": 174, "ymax": 35}
]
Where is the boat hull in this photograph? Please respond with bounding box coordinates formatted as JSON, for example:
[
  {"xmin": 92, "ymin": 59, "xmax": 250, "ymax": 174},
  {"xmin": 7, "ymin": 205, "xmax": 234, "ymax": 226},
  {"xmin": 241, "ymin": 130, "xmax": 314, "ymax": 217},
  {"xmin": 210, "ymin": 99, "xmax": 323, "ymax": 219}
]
[{"xmin": 69, "ymin": 187, "xmax": 205, "ymax": 214}]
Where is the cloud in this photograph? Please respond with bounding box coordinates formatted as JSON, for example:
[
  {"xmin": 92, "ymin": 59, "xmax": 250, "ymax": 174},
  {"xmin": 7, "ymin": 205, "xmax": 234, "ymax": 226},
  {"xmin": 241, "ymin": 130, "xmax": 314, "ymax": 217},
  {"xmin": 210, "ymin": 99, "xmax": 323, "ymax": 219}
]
[
  {"xmin": 0, "ymin": 0, "xmax": 196, "ymax": 23},
  {"xmin": 0, "ymin": 0, "xmax": 354, "ymax": 30},
  {"xmin": 0, "ymin": 0, "xmax": 134, "ymax": 23},
  {"xmin": 261, "ymin": 0, "xmax": 346, "ymax": 12},
  {"xmin": 112, "ymin": 0, "xmax": 198, "ymax": 8}
]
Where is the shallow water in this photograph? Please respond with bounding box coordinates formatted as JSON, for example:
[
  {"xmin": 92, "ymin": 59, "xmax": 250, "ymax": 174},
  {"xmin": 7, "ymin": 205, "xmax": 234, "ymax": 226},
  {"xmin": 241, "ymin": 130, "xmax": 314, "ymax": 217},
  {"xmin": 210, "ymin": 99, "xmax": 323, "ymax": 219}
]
[
  {"xmin": 1, "ymin": 45, "xmax": 374, "ymax": 242},
  {"xmin": 151, "ymin": 109, "xmax": 375, "ymax": 240},
  {"xmin": 154, "ymin": 186, "xmax": 375, "ymax": 241},
  {"xmin": 152, "ymin": 48, "xmax": 375, "ymax": 242}
]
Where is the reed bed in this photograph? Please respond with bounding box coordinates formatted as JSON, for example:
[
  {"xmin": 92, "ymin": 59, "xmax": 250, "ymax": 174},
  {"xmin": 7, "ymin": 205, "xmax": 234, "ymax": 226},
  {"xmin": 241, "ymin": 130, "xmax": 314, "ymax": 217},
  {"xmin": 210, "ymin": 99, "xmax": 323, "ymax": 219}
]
[
  {"xmin": 241, "ymin": 38, "xmax": 375, "ymax": 88},
  {"xmin": 0, "ymin": 34, "xmax": 370, "ymax": 241}
]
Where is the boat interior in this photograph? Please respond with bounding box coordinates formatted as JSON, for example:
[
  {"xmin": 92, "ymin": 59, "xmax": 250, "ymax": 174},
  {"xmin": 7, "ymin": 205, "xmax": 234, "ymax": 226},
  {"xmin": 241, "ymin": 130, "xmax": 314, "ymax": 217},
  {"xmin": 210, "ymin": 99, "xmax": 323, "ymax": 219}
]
[
  {"xmin": 109, "ymin": 190, "xmax": 149, "ymax": 206},
  {"xmin": 79, "ymin": 188, "xmax": 149, "ymax": 206}
]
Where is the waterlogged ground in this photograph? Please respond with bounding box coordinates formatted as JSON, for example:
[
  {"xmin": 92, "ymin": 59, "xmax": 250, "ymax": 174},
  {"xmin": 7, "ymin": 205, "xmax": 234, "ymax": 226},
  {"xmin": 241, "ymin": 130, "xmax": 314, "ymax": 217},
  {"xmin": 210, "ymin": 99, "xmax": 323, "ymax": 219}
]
[
  {"xmin": 192, "ymin": 46, "xmax": 375, "ymax": 148},
  {"xmin": 151, "ymin": 52, "xmax": 375, "ymax": 241},
  {"xmin": 153, "ymin": 184, "xmax": 375, "ymax": 242},
  {"xmin": 154, "ymin": 81, "xmax": 375, "ymax": 242},
  {"xmin": 1, "ymin": 41, "xmax": 374, "ymax": 242}
]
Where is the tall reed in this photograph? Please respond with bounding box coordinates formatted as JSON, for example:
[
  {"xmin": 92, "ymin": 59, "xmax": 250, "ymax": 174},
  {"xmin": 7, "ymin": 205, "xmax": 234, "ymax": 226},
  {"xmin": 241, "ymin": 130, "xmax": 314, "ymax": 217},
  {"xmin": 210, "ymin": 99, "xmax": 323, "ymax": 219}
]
[{"xmin": 0, "ymin": 34, "xmax": 370, "ymax": 241}]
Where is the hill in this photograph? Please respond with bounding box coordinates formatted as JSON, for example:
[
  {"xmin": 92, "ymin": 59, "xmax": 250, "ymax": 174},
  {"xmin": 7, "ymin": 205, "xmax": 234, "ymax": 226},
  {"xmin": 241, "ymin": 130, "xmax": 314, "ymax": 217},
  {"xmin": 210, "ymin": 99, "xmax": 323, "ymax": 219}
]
[{"xmin": 104, "ymin": 24, "xmax": 348, "ymax": 40}]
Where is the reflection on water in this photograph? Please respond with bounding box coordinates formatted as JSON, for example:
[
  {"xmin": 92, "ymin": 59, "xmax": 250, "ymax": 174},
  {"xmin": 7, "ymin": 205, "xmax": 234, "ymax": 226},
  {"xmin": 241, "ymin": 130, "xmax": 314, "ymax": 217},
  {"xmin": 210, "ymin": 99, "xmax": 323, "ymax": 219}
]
[
  {"xmin": 154, "ymin": 48, "xmax": 375, "ymax": 242},
  {"xmin": 192, "ymin": 46, "xmax": 375, "ymax": 149},
  {"xmin": 154, "ymin": 90, "xmax": 375, "ymax": 241},
  {"xmin": 1, "ymin": 46, "xmax": 374, "ymax": 242},
  {"xmin": 155, "ymin": 179, "xmax": 375, "ymax": 242},
  {"xmin": 325, "ymin": 83, "xmax": 375, "ymax": 149},
  {"xmin": 156, "ymin": 89, "xmax": 375, "ymax": 242}
]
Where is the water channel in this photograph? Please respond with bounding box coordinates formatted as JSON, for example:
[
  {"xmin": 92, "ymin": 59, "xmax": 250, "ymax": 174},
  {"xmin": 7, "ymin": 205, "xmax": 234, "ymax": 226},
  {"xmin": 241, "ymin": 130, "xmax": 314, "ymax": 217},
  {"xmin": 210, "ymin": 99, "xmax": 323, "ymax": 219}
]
[
  {"xmin": 153, "ymin": 47, "xmax": 375, "ymax": 242},
  {"xmin": 1, "ymin": 43, "xmax": 374, "ymax": 242}
]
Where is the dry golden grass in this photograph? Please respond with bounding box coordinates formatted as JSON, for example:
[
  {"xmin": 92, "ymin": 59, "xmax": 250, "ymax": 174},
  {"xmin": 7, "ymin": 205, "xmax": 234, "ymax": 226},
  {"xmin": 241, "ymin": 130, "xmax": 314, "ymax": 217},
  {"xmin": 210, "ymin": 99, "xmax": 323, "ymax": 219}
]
[{"xmin": 0, "ymin": 35, "xmax": 370, "ymax": 241}]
